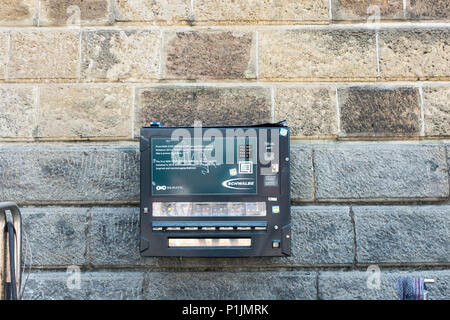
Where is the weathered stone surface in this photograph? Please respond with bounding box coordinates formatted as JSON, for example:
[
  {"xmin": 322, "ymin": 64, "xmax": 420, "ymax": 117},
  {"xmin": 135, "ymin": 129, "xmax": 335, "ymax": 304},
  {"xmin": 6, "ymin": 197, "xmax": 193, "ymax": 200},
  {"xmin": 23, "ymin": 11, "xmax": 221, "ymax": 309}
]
[
  {"xmin": 21, "ymin": 207, "xmax": 88, "ymax": 266},
  {"xmin": 314, "ymin": 144, "xmax": 449, "ymax": 200},
  {"xmin": 379, "ymin": 29, "xmax": 450, "ymax": 80},
  {"xmin": 22, "ymin": 271, "xmax": 143, "ymax": 300},
  {"xmin": 319, "ymin": 270, "xmax": 450, "ymax": 300},
  {"xmin": 0, "ymin": 87, "xmax": 36, "ymax": 139},
  {"xmin": 331, "ymin": 0, "xmax": 403, "ymax": 20},
  {"xmin": 339, "ymin": 86, "xmax": 421, "ymax": 137},
  {"xmin": 0, "ymin": 32, "xmax": 6, "ymax": 79},
  {"xmin": 290, "ymin": 206, "xmax": 353, "ymax": 264},
  {"xmin": 89, "ymin": 207, "xmax": 141, "ymax": 266},
  {"xmin": 275, "ymin": 86, "xmax": 337, "ymax": 138},
  {"xmin": 40, "ymin": 0, "xmax": 112, "ymax": 26},
  {"xmin": 81, "ymin": 30, "xmax": 160, "ymax": 81},
  {"xmin": 89, "ymin": 205, "xmax": 352, "ymax": 267},
  {"xmin": 354, "ymin": 206, "xmax": 450, "ymax": 264},
  {"xmin": 163, "ymin": 31, "xmax": 256, "ymax": 79},
  {"xmin": 195, "ymin": 0, "xmax": 329, "ymax": 22},
  {"xmin": 406, "ymin": 0, "xmax": 450, "ymax": 20},
  {"xmin": 259, "ymin": 30, "xmax": 377, "ymax": 80},
  {"xmin": 290, "ymin": 145, "xmax": 314, "ymax": 202},
  {"xmin": 9, "ymin": 30, "xmax": 79, "ymax": 79},
  {"xmin": 0, "ymin": 144, "xmax": 139, "ymax": 204},
  {"xmin": 37, "ymin": 86, "xmax": 132, "ymax": 140},
  {"xmin": 144, "ymin": 271, "xmax": 317, "ymax": 299},
  {"xmin": 423, "ymin": 86, "xmax": 450, "ymax": 137},
  {"xmin": 114, "ymin": 0, "xmax": 191, "ymax": 23},
  {"xmin": 135, "ymin": 86, "xmax": 271, "ymax": 134},
  {"xmin": 0, "ymin": 0, "xmax": 38, "ymax": 26}
]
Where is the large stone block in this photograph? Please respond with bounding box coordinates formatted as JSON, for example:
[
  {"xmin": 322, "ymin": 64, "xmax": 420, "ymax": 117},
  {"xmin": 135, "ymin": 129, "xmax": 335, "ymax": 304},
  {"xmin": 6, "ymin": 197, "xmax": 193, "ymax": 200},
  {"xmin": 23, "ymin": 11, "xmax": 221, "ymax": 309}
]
[
  {"xmin": 259, "ymin": 29, "xmax": 377, "ymax": 80},
  {"xmin": 354, "ymin": 206, "xmax": 450, "ymax": 264},
  {"xmin": 379, "ymin": 29, "xmax": 450, "ymax": 80},
  {"xmin": 313, "ymin": 144, "xmax": 449, "ymax": 201},
  {"xmin": 9, "ymin": 30, "xmax": 79, "ymax": 80},
  {"xmin": 290, "ymin": 145, "xmax": 314, "ymax": 202},
  {"xmin": 0, "ymin": 87, "xmax": 37, "ymax": 139},
  {"xmin": 331, "ymin": 0, "xmax": 403, "ymax": 21},
  {"xmin": 21, "ymin": 207, "xmax": 89, "ymax": 266},
  {"xmin": 39, "ymin": 0, "xmax": 113, "ymax": 26},
  {"xmin": 135, "ymin": 86, "xmax": 271, "ymax": 134},
  {"xmin": 406, "ymin": 0, "xmax": 450, "ymax": 20},
  {"xmin": 81, "ymin": 30, "xmax": 160, "ymax": 81},
  {"xmin": 22, "ymin": 271, "xmax": 143, "ymax": 300},
  {"xmin": 0, "ymin": 0, "xmax": 38, "ymax": 26},
  {"xmin": 144, "ymin": 271, "xmax": 317, "ymax": 300},
  {"xmin": 319, "ymin": 270, "xmax": 450, "ymax": 300},
  {"xmin": 195, "ymin": 0, "xmax": 329, "ymax": 23},
  {"xmin": 89, "ymin": 207, "xmax": 141, "ymax": 266},
  {"xmin": 163, "ymin": 31, "xmax": 256, "ymax": 80},
  {"xmin": 37, "ymin": 86, "xmax": 132, "ymax": 140},
  {"xmin": 338, "ymin": 86, "xmax": 421, "ymax": 137},
  {"xmin": 423, "ymin": 86, "xmax": 450, "ymax": 137},
  {"xmin": 114, "ymin": 0, "xmax": 191, "ymax": 23},
  {"xmin": 290, "ymin": 206, "xmax": 353, "ymax": 264},
  {"xmin": 0, "ymin": 143, "xmax": 139, "ymax": 204},
  {"xmin": 88, "ymin": 205, "xmax": 352, "ymax": 267},
  {"xmin": 274, "ymin": 86, "xmax": 337, "ymax": 138}
]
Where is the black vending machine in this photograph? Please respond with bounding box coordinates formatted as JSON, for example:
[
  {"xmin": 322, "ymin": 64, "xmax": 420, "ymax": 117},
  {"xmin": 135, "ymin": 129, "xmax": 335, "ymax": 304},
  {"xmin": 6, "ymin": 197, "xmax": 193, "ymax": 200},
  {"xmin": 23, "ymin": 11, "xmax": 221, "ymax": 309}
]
[{"xmin": 139, "ymin": 122, "xmax": 291, "ymax": 257}]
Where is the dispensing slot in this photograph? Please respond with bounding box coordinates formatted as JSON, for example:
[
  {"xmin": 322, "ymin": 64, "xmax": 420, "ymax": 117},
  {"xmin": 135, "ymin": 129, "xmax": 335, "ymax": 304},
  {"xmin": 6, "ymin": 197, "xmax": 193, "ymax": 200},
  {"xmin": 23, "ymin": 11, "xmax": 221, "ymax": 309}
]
[{"xmin": 168, "ymin": 238, "xmax": 251, "ymax": 248}]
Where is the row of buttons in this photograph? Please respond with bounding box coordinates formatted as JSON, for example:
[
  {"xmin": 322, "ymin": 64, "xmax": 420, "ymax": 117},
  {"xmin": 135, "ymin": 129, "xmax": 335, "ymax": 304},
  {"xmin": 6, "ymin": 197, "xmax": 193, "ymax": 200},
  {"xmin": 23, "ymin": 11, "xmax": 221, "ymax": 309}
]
[{"xmin": 152, "ymin": 226, "xmax": 267, "ymax": 231}]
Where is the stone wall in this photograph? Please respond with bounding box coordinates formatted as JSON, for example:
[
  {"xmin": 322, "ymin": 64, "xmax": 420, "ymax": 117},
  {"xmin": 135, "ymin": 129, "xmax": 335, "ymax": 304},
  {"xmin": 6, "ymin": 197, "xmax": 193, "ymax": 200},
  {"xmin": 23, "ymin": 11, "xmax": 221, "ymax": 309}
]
[{"xmin": 0, "ymin": 0, "xmax": 449, "ymax": 300}]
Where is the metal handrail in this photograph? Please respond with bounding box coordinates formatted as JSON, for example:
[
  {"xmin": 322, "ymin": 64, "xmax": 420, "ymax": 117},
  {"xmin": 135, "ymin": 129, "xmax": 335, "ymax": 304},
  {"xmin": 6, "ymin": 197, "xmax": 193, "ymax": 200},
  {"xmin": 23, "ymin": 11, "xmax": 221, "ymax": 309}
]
[{"xmin": 0, "ymin": 202, "xmax": 22, "ymax": 300}]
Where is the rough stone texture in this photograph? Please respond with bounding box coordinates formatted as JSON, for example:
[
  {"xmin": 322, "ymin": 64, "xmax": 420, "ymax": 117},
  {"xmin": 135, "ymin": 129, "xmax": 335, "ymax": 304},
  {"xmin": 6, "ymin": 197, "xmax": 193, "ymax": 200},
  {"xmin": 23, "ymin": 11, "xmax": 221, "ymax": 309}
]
[
  {"xmin": 22, "ymin": 271, "xmax": 143, "ymax": 300},
  {"xmin": 0, "ymin": 87, "xmax": 36, "ymax": 139},
  {"xmin": 423, "ymin": 86, "xmax": 450, "ymax": 137},
  {"xmin": 21, "ymin": 207, "xmax": 88, "ymax": 266},
  {"xmin": 354, "ymin": 206, "xmax": 450, "ymax": 264},
  {"xmin": 259, "ymin": 30, "xmax": 377, "ymax": 80},
  {"xmin": 290, "ymin": 145, "xmax": 314, "ymax": 202},
  {"xmin": 135, "ymin": 86, "xmax": 271, "ymax": 134},
  {"xmin": 195, "ymin": 0, "xmax": 329, "ymax": 22},
  {"xmin": 114, "ymin": 0, "xmax": 191, "ymax": 23},
  {"xmin": 163, "ymin": 31, "xmax": 256, "ymax": 80},
  {"xmin": 144, "ymin": 272, "xmax": 317, "ymax": 299},
  {"xmin": 274, "ymin": 86, "xmax": 337, "ymax": 138},
  {"xmin": 314, "ymin": 144, "xmax": 449, "ymax": 200},
  {"xmin": 379, "ymin": 29, "xmax": 450, "ymax": 80},
  {"xmin": 290, "ymin": 206, "xmax": 353, "ymax": 264},
  {"xmin": 88, "ymin": 205, "xmax": 352, "ymax": 267},
  {"xmin": 319, "ymin": 270, "xmax": 450, "ymax": 300},
  {"xmin": 0, "ymin": 0, "xmax": 38, "ymax": 26},
  {"xmin": 339, "ymin": 86, "xmax": 421, "ymax": 137},
  {"xmin": 406, "ymin": 0, "xmax": 450, "ymax": 20},
  {"xmin": 0, "ymin": 144, "xmax": 139, "ymax": 204},
  {"xmin": 331, "ymin": 0, "xmax": 403, "ymax": 20},
  {"xmin": 37, "ymin": 86, "xmax": 132, "ymax": 140},
  {"xmin": 81, "ymin": 30, "xmax": 160, "ymax": 81},
  {"xmin": 40, "ymin": 0, "xmax": 112, "ymax": 26},
  {"xmin": 89, "ymin": 207, "xmax": 141, "ymax": 266},
  {"xmin": 9, "ymin": 30, "xmax": 79, "ymax": 80},
  {"xmin": 0, "ymin": 32, "xmax": 6, "ymax": 79}
]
